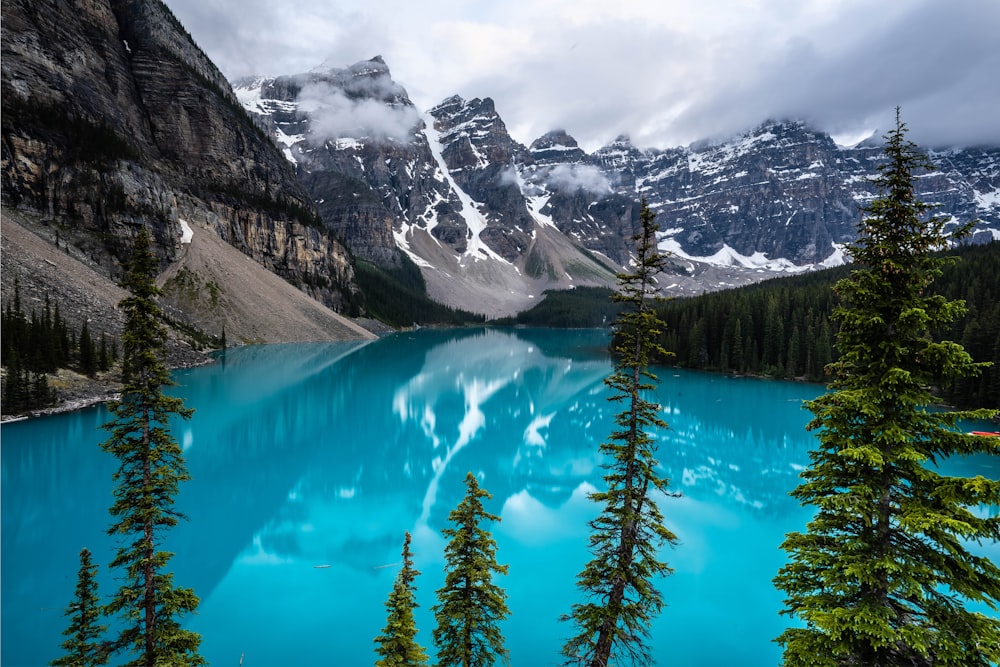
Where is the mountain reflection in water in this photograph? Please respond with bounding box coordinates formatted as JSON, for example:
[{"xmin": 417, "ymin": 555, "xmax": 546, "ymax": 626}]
[{"xmin": 5, "ymin": 328, "xmax": 995, "ymax": 666}]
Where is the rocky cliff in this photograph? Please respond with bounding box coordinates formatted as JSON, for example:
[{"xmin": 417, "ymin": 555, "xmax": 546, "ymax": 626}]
[
  {"xmin": 636, "ymin": 121, "xmax": 1000, "ymax": 264},
  {"xmin": 6, "ymin": 1, "xmax": 998, "ymax": 327},
  {"xmin": 235, "ymin": 62, "xmax": 619, "ymax": 316},
  {"xmin": 1, "ymin": 0, "xmax": 364, "ymax": 343},
  {"xmin": 241, "ymin": 57, "xmax": 999, "ymax": 309}
]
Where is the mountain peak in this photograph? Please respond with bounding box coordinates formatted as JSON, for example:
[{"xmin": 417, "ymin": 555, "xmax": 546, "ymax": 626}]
[
  {"xmin": 529, "ymin": 129, "xmax": 586, "ymax": 164},
  {"xmin": 531, "ymin": 129, "xmax": 580, "ymax": 150}
]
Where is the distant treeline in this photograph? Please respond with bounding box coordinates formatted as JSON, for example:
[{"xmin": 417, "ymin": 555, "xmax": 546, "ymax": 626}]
[
  {"xmin": 354, "ymin": 258, "xmax": 486, "ymax": 327},
  {"xmin": 1, "ymin": 278, "xmax": 118, "ymax": 413},
  {"xmin": 499, "ymin": 286, "xmax": 623, "ymax": 328},
  {"xmin": 513, "ymin": 242, "xmax": 1000, "ymax": 411},
  {"xmin": 655, "ymin": 241, "xmax": 1000, "ymax": 410}
]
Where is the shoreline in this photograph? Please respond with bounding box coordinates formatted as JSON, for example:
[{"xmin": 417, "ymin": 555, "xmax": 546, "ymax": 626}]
[
  {"xmin": 0, "ymin": 353, "xmax": 216, "ymax": 423},
  {"xmin": 1, "ymin": 393, "xmax": 121, "ymax": 423}
]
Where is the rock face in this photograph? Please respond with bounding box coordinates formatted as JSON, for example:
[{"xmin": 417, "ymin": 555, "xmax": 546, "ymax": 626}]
[
  {"xmin": 236, "ymin": 64, "xmax": 619, "ymax": 316},
  {"xmin": 1, "ymin": 0, "xmax": 361, "ymax": 336},
  {"xmin": 526, "ymin": 120, "xmax": 1000, "ymax": 268},
  {"xmin": 428, "ymin": 95, "xmax": 536, "ymax": 262},
  {"xmin": 235, "ymin": 58, "xmax": 471, "ymax": 270},
  {"xmin": 5, "ymin": 0, "xmax": 998, "ymax": 324},
  {"xmin": 242, "ymin": 57, "xmax": 999, "ymax": 307}
]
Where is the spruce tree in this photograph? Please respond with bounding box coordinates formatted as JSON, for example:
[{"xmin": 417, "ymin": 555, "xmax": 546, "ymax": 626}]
[
  {"xmin": 562, "ymin": 199, "xmax": 678, "ymax": 667},
  {"xmin": 774, "ymin": 109, "xmax": 1000, "ymax": 666},
  {"xmin": 101, "ymin": 227, "xmax": 204, "ymax": 666},
  {"xmin": 3, "ymin": 350, "xmax": 25, "ymax": 414},
  {"xmin": 375, "ymin": 531, "xmax": 429, "ymax": 666},
  {"xmin": 79, "ymin": 321, "xmax": 97, "ymax": 377},
  {"xmin": 52, "ymin": 548, "xmax": 109, "ymax": 667},
  {"xmin": 99, "ymin": 333, "xmax": 111, "ymax": 372},
  {"xmin": 432, "ymin": 472, "xmax": 510, "ymax": 667}
]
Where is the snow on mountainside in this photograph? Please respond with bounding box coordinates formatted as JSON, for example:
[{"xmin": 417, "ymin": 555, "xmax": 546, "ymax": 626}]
[
  {"xmin": 234, "ymin": 59, "xmax": 618, "ymax": 316},
  {"xmin": 234, "ymin": 57, "xmax": 1000, "ymax": 314}
]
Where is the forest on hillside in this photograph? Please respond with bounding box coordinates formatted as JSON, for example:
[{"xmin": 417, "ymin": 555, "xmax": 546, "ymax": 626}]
[
  {"xmin": 514, "ymin": 241, "xmax": 1000, "ymax": 411},
  {"xmin": 654, "ymin": 241, "xmax": 1000, "ymax": 410}
]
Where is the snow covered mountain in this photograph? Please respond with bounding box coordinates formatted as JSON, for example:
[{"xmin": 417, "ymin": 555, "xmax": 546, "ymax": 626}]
[
  {"xmin": 235, "ymin": 56, "xmax": 1000, "ymax": 316},
  {"xmin": 235, "ymin": 58, "xmax": 618, "ymax": 316}
]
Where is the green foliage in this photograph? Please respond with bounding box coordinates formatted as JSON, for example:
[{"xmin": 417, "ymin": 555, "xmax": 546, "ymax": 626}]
[
  {"xmin": 355, "ymin": 258, "xmax": 486, "ymax": 327},
  {"xmin": 433, "ymin": 472, "xmax": 510, "ymax": 667},
  {"xmin": 655, "ymin": 269, "xmax": 845, "ymax": 381},
  {"xmin": 51, "ymin": 548, "xmax": 109, "ymax": 667},
  {"xmin": 774, "ymin": 110, "xmax": 1000, "ymax": 666},
  {"xmin": 654, "ymin": 241, "xmax": 1000, "ymax": 409},
  {"xmin": 100, "ymin": 227, "xmax": 205, "ymax": 666},
  {"xmin": 375, "ymin": 532, "xmax": 429, "ymax": 667},
  {"xmin": 562, "ymin": 200, "xmax": 678, "ymax": 667},
  {"xmin": 79, "ymin": 321, "xmax": 97, "ymax": 378},
  {"xmin": 933, "ymin": 241, "xmax": 1000, "ymax": 409},
  {"xmin": 498, "ymin": 287, "xmax": 622, "ymax": 328},
  {"xmin": 1, "ymin": 278, "xmax": 115, "ymax": 414}
]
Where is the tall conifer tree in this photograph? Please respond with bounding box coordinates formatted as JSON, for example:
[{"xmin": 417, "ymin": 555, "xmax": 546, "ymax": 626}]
[
  {"xmin": 52, "ymin": 548, "xmax": 108, "ymax": 667},
  {"xmin": 562, "ymin": 199, "xmax": 678, "ymax": 667},
  {"xmin": 101, "ymin": 227, "xmax": 204, "ymax": 666},
  {"xmin": 432, "ymin": 472, "xmax": 510, "ymax": 667},
  {"xmin": 774, "ymin": 109, "xmax": 1000, "ymax": 666},
  {"xmin": 375, "ymin": 531, "xmax": 429, "ymax": 666}
]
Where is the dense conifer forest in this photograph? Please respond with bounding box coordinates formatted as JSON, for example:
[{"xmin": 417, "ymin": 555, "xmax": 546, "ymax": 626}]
[
  {"xmin": 1, "ymin": 278, "xmax": 117, "ymax": 413},
  {"xmin": 654, "ymin": 241, "xmax": 1000, "ymax": 410},
  {"xmin": 514, "ymin": 241, "xmax": 999, "ymax": 411},
  {"xmin": 500, "ymin": 286, "xmax": 622, "ymax": 328},
  {"xmin": 353, "ymin": 259, "xmax": 486, "ymax": 327}
]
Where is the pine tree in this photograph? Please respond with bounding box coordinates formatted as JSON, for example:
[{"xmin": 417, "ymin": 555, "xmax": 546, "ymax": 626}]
[
  {"xmin": 31, "ymin": 371, "xmax": 56, "ymax": 409},
  {"xmin": 52, "ymin": 548, "xmax": 109, "ymax": 666},
  {"xmin": 562, "ymin": 199, "xmax": 678, "ymax": 667},
  {"xmin": 774, "ymin": 109, "xmax": 1000, "ymax": 666},
  {"xmin": 375, "ymin": 531, "xmax": 429, "ymax": 666},
  {"xmin": 99, "ymin": 333, "xmax": 111, "ymax": 372},
  {"xmin": 79, "ymin": 321, "xmax": 97, "ymax": 377},
  {"xmin": 432, "ymin": 472, "xmax": 510, "ymax": 667},
  {"xmin": 3, "ymin": 349, "xmax": 25, "ymax": 414},
  {"xmin": 100, "ymin": 227, "xmax": 204, "ymax": 666}
]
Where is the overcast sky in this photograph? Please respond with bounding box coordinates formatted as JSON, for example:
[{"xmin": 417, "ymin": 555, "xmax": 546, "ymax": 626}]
[{"xmin": 163, "ymin": 0, "xmax": 1000, "ymax": 151}]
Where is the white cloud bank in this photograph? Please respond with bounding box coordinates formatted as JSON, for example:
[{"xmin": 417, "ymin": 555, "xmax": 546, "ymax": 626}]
[{"xmin": 165, "ymin": 0, "xmax": 1000, "ymax": 151}]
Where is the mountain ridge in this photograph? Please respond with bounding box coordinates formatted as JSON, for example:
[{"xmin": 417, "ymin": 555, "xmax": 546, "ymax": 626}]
[
  {"xmin": 236, "ymin": 57, "xmax": 1000, "ymax": 315},
  {"xmin": 1, "ymin": 0, "xmax": 372, "ymax": 347}
]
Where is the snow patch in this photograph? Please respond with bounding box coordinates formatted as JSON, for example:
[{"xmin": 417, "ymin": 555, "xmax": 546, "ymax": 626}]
[
  {"xmin": 527, "ymin": 195, "xmax": 558, "ymax": 228},
  {"xmin": 820, "ymin": 243, "xmax": 848, "ymax": 268},
  {"xmin": 658, "ymin": 238, "xmax": 809, "ymax": 273},
  {"xmin": 178, "ymin": 219, "xmax": 193, "ymax": 244},
  {"xmin": 421, "ymin": 115, "xmax": 510, "ymax": 264},
  {"xmin": 974, "ymin": 187, "xmax": 1000, "ymax": 210}
]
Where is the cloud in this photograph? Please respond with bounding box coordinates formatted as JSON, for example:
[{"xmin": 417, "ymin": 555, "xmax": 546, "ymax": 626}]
[
  {"xmin": 165, "ymin": 0, "xmax": 1000, "ymax": 151},
  {"xmin": 297, "ymin": 80, "xmax": 421, "ymax": 144},
  {"xmin": 542, "ymin": 164, "xmax": 613, "ymax": 196}
]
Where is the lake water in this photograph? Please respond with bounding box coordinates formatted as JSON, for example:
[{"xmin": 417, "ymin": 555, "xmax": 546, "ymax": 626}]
[{"xmin": 2, "ymin": 327, "xmax": 997, "ymax": 667}]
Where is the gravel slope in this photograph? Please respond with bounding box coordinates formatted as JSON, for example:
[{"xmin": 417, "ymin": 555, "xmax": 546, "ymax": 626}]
[{"xmin": 1, "ymin": 209, "xmax": 376, "ymax": 417}]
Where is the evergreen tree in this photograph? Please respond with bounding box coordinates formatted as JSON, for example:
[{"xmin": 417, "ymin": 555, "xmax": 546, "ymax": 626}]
[
  {"xmin": 79, "ymin": 321, "xmax": 97, "ymax": 377},
  {"xmin": 3, "ymin": 350, "xmax": 25, "ymax": 414},
  {"xmin": 375, "ymin": 531, "xmax": 429, "ymax": 667},
  {"xmin": 100, "ymin": 227, "xmax": 204, "ymax": 666},
  {"xmin": 52, "ymin": 548, "xmax": 109, "ymax": 667},
  {"xmin": 562, "ymin": 199, "xmax": 678, "ymax": 667},
  {"xmin": 432, "ymin": 472, "xmax": 510, "ymax": 667},
  {"xmin": 99, "ymin": 333, "xmax": 111, "ymax": 372},
  {"xmin": 31, "ymin": 371, "xmax": 56, "ymax": 409},
  {"xmin": 774, "ymin": 110, "xmax": 1000, "ymax": 666}
]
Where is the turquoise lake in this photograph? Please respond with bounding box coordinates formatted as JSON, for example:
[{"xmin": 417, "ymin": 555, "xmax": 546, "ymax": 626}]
[{"xmin": 2, "ymin": 327, "xmax": 997, "ymax": 666}]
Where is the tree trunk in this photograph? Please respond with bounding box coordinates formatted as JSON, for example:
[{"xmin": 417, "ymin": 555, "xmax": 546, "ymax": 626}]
[{"xmin": 142, "ymin": 406, "xmax": 155, "ymax": 667}]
